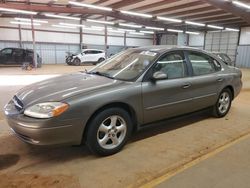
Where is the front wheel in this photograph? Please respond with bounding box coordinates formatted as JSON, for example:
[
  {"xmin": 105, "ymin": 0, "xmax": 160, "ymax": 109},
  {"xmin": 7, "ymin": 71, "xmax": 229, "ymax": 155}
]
[
  {"xmin": 73, "ymin": 58, "xmax": 81, "ymax": 66},
  {"xmin": 85, "ymin": 108, "xmax": 132, "ymax": 156},
  {"xmin": 212, "ymin": 88, "xmax": 232, "ymax": 118}
]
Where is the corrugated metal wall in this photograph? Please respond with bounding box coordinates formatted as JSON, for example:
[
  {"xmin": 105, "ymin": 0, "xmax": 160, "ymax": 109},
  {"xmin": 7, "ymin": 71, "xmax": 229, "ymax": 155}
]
[
  {"xmin": 160, "ymin": 34, "xmax": 177, "ymax": 45},
  {"xmin": 0, "ymin": 41, "xmax": 79, "ymax": 64},
  {"xmin": 0, "ymin": 41, "xmax": 125, "ymax": 64},
  {"xmin": 236, "ymin": 45, "xmax": 250, "ymax": 68},
  {"xmin": 205, "ymin": 31, "xmax": 239, "ymax": 62}
]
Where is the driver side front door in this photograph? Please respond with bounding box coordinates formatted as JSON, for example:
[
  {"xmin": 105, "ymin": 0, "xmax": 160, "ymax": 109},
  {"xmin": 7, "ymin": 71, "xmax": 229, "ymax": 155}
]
[{"xmin": 142, "ymin": 51, "xmax": 194, "ymax": 124}]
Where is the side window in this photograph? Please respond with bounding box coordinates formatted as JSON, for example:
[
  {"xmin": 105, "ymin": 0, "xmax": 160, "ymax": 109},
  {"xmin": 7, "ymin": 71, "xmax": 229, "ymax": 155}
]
[
  {"xmin": 91, "ymin": 50, "xmax": 98, "ymax": 54},
  {"xmin": 83, "ymin": 50, "xmax": 90, "ymax": 54},
  {"xmin": 187, "ymin": 52, "xmax": 217, "ymax": 76},
  {"xmin": 152, "ymin": 52, "xmax": 186, "ymax": 79},
  {"xmin": 13, "ymin": 49, "xmax": 24, "ymax": 56},
  {"xmin": 1, "ymin": 48, "xmax": 12, "ymax": 55}
]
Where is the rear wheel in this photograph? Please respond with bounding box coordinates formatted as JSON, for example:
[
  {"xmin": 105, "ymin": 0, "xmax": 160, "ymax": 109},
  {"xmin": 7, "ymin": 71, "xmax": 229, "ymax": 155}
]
[
  {"xmin": 86, "ymin": 108, "xmax": 132, "ymax": 156},
  {"xmin": 93, "ymin": 57, "xmax": 105, "ymax": 65},
  {"xmin": 73, "ymin": 58, "xmax": 81, "ymax": 66},
  {"xmin": 212, "ymin": 88, "xmax": 232, "ymax": 118}
]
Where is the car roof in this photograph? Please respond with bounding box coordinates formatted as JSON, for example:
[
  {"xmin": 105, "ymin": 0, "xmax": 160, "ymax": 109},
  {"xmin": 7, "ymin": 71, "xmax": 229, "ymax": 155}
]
[
  {"xmin": 82, "ymin": 49, "xmax": 104, "ymax": 52},
  {"xmin": 1, "ymin": 47, "xmax": 33, "ymax": 52},
  {"xmin": 135, "ymin": 45, "xmax": 207, "ymax": 54},
  {"xmin": 211, "ymin": 52, "xmax": 227, "ymax": 55},
  {"xmin": 2, "ymin": 47, "xmax": 24, "ymax": 50}
]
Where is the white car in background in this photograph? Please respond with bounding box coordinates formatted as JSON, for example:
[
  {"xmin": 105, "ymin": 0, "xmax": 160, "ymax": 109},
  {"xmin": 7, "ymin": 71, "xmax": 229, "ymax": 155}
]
[{"xmin": 66, "ymin": 49, "xmax": 106, "ymax": 66}]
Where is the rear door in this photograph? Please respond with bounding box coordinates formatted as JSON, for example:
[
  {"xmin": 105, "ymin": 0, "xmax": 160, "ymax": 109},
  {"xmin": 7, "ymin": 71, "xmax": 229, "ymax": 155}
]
[
  {"xmin": 185, "ymin": 50, "xmax": 223, "ymax": 110},
  {"xmin": 12, "ymin": 49, "xmax": 25, "ymax": 65},
  {"xmin": 88, "ymin": 50, "xmax": 99, "ymax": 62},
  {"xmin": 81, "ymin": 50, "xmax": 93, "ymax": 62},
  {"xmin": 142, "ymin": 50, "xmax": 194, "ymax": 124},
  {"xmin": 96, "ymin": 50, "xmax": 105, "ymax": 61}
]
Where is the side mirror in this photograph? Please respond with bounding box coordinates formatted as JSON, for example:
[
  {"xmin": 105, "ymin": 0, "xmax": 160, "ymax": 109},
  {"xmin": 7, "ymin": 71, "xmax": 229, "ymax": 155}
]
[{"xmin": 151, "ymin": 71, "xmax": 167, "ymax": 81}]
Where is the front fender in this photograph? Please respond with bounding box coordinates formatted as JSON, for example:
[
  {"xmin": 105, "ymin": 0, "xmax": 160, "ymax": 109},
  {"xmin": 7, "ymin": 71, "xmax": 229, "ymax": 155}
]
[{"xmin": 63, "ymin": 82, "xmax": 143, "ymax": 128}]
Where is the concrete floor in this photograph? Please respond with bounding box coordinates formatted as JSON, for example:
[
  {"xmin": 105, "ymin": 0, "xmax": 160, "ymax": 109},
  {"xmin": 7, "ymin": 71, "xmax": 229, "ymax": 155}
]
[
  {"xmin": 156, "ymin": 134, "xmax": 250, "ymax": 188},
  {"xmin": 0, "ymin": 65, "xmax": 250, "ymax": 188}
]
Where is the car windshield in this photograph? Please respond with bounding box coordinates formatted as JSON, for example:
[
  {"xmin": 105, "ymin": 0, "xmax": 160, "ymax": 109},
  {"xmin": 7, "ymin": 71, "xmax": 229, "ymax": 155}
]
[{"xmin": 88, "ymin": 49, "xmax": 159, "ymax": 81}]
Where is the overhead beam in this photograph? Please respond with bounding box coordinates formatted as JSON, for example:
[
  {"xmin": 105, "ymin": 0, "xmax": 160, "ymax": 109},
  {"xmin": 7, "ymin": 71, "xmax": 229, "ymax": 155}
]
[
  {"xmin": 201, "ymin": 0, "xmax": 250, "ymax": 24},
  {"xmin": 0, "ymin": 2, "xmax": 166, "ymax": 28},
  {"xmin": 93, "ymin": 0, "xmax": 110, "ymax": 5},
  {"xmin": 0, "ymin": 3, "xmax": 104, "ymax": 14},
  {"xmin": 132, "ymin": 0, "xmax": 182, "ymax": 11},
  {"xmin": 204, "ymin": 17, "xmax": 242, "ymax": 23},
  {"xmin": 160, "ymin": 6, "xmax": 217, "ymax": 17},
  {"xmin": 149, "ymin": 1, "xmax": 207, "ymax": 15},
  {"xmin": 110, "ymin": 0, "xmax": 145, "ymax": 9},
  {"xmin": 209, "ymin": 18, "xmax": 245, "ymax": 25},
  {"xmin": 177, "ymin": 11, "xmax": 229, "ymax": 20},
  {"xmin": 194, "ymin": 15, "xmax": 240, "ymax": 22},
  {"xmin": 0, "ymin": 1, "xmax": 247, "ymax": 29}
]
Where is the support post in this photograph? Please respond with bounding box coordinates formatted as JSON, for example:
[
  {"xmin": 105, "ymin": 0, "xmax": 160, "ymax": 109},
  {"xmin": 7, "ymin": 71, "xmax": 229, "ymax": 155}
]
[
  {"xmin": 104, "ymin": 16, "xmax": 108, "ymax": 59},
  {"xmin": 80, "ymin": 18, "xmax": 83, "ymax": 51},
  {"xmin": 153, "ymin": 32, "xmax": 156, "ymax": 45},
  {"xmin": 203, "ymin": 31, "xmax": 207, "ymax": 50},
  {"xmin": 235, "ymin": 27, "xmax": 241, "ymax": 67},
  {"xmin": 18, "ymin": 24, "xmax": 22, "ymax": 48},
  {"xmin": 31, "ymin": 15, "xmax": 37, "ymax": 68},
  {"xmin": 124, "ymin": 32, "xmax": 127, "ymax": 47},
  {"xmin": 156, "ymin": 33, "xmax": 162, "ymax": 45},
  {"xmin": 186, "ymin": 33, "xmax": 189, "ymax": 46}
]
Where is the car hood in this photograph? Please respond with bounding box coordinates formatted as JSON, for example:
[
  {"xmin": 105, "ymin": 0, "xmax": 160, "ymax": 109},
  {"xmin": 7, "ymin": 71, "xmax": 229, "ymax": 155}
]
[{"xmin": 15, "ymin": 72, "xmax": 122, "ymax": 107}]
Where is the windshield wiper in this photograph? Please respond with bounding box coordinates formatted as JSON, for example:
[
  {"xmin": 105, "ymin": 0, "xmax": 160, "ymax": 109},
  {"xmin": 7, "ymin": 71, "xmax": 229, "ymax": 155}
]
[{"xmin": 87, "ymin": 71, "xmax": 114, "ymax": 79}]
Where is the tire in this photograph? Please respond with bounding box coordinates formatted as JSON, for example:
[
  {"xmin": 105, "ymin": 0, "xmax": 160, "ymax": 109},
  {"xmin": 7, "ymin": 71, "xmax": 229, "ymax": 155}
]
[
  {"xmin": 212, "ymin": 88, "xmax": 232, "ymax": 118},
  {"xmin": 66, "ymin": 57, "xmax": 72, "ymax": 65},
  {"xmin": 86, "ymin": 108, "xmax": 133, "ymax": 156},
  {"xmin": 94, "ymin": 57, "xmax": 105, "ymax": 65},
  {"xmin": 73, "ymin": 58, "xmax": 81, "ymax": 66}
]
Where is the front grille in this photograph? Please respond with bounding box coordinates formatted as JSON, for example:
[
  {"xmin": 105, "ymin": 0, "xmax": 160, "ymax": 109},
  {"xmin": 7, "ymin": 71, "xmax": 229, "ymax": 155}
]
[{"xmin": 12, "ymin": 95, "xmax": 24, "ymax": 111}]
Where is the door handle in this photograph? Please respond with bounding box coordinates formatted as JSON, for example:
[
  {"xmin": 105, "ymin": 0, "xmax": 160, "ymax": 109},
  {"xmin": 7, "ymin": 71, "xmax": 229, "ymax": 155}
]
[
  {"xmin": 217, "ymin": 78, "xmax": 223, "ymax": 82},
  {"xmin": 182, "ymin": 83, "xmax": 191, "ymax": 89}
]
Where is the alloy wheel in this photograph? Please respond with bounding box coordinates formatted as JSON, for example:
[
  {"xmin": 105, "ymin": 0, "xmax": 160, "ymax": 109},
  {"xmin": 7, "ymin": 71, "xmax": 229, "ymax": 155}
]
[
  {"xmin": 97, "ymin": 115, "xmax": 127, "ymax": 150},
  {"xmin": 218, "ymin": 92, "xmax": 230, "ymax": 114}
]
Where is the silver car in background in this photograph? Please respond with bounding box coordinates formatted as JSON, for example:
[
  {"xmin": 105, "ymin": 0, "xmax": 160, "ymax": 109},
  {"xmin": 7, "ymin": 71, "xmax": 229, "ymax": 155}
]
[
  {"xmin": 4, "ymin": 46, "xmax": 242, "ymax": 156},
  {"xmin": 212, "ymin": 52, "xmax": 234, "ymax": 66}
]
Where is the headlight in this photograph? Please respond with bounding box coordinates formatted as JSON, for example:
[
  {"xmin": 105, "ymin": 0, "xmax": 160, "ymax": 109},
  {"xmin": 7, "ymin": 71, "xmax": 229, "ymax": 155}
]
[{"xmin": 24, "ymin": 102, "xmax": 69, "ymax": 119}]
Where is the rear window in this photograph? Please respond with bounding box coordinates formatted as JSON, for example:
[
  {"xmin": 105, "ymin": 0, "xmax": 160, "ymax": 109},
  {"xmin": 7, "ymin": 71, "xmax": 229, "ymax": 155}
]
[
  {"xmin": 13, "ymin": 49, "xmax": 24, "ymax": 56},
  {"xmin": 84, "ymin": 50, "xmax": 103, "ymax": 54}
]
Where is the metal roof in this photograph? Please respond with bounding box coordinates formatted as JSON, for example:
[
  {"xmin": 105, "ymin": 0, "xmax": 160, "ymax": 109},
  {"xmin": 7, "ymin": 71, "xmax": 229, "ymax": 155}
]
[{"xmin": 0, "ymin": 0, "xmax": 249, "ymax": 31}]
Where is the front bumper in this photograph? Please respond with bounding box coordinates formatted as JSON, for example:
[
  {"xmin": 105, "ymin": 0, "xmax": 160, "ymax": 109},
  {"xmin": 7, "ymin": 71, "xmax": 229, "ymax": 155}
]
[
  {"xmin": 66, "ymin": 57, "xmax": 74, "ymax": 65},
  {"xmin": 6, "ymin": 114, "xmax": 85, "ymax": 146}
]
